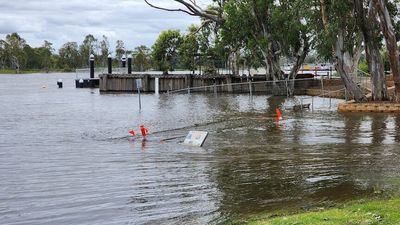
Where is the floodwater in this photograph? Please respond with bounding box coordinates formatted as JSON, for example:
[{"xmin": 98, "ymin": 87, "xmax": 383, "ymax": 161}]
[{"xmin": 1, "ymin": 73, "xmax": 400, "ymax": 225}]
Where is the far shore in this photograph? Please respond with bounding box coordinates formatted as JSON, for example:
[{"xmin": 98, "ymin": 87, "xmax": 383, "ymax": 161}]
[{"xmin": 0, "ymin": 69, "xmax": 71, "ymax": 74}]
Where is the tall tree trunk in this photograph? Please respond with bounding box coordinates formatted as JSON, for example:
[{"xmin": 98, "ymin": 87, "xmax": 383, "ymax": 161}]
[
  {"xmin": 319, "ymin": 0, "xmax": 366, "ymax": 102},
  {"xmin": 335, "ymin": 30, "xmax": 367, "ymax": 102},
  {"xmin": 11, "ymin": 56, "xmax": 20, "ymax": 74},
  {"xmin": 229, "ymin": 50, "xmax": 239, "ymax": 76},
  {"xmin": 372, "ymin": 0, "xmax": 400, "ymax": 102},
  {"xmin": 268, "ymin": 40, "xmax": 284, "ymax": 95},
  {"xmin": 266, "ymin": 53, "xmax": 284, "ymax": 95},
  {"xmin": 364, "ymin": 40, "xmax": 388, "ymax": 100},
  {"xmin": 287, "ymin": 39, "xmax": 310, "ymax": 96},
  {"xmin": 354, "ymin": 0, "xmax": 388, "ymax": 101}
]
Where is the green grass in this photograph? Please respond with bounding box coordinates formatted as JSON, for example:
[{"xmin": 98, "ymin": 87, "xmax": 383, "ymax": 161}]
[
  {"xmin": 242, "ymin": 198, "xmax": 400, "ymax": 225},
  {"xmin": 0, "ymin": 69, "xmax": 47, "ymax": 74}
]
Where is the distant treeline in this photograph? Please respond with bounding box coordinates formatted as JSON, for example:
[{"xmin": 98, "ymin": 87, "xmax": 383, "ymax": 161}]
[
  {"xmin": 0, "ymin": 33, "xmax": 154, "ymax": 73},
  {"xmin": 0, "ymin": 29, "xmax": 234, "ymax": 74}
]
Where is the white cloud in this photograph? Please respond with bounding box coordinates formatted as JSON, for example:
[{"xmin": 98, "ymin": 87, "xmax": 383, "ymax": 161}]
[{"xmin": 0, "ymin": 0, "xmax": 204, "ymax": 52}]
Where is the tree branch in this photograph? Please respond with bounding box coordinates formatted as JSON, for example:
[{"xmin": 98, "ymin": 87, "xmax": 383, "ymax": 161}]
[
  {"xmin": 144, "ymin": 0, "xmax": 195, "ymax": 15},
  {"xmin": 144, "ymin": 0, "xmax": 223, "ymax": 24}
]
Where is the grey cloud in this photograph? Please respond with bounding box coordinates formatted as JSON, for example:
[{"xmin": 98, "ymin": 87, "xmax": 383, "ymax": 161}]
[{"xmin": 0, "ymin": 0, "xmax": 202, "ymax": 51}]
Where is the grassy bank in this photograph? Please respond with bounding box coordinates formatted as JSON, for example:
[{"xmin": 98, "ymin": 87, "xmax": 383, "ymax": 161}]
[
  {"xmin": 227, "ymin": 198, "xmax": 400, "ymax": 225},
  {"xmin": 0, "ymin": 69, "xmax": 49, "ymax": 74}
]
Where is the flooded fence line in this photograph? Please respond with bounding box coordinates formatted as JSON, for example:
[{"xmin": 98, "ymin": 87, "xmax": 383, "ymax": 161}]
[{"xmin": 99, "ymin": 73, "xmax": 327, "ymax": 95}]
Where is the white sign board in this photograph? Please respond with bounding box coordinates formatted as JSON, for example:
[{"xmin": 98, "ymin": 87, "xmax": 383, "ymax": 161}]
[
  {"xmin": 183, "ymin": 131, "xmax": 208, "ymax": 147},
  {"xmin": 136, "ymin": 79, "xmax": 142, "ymax": 89}
]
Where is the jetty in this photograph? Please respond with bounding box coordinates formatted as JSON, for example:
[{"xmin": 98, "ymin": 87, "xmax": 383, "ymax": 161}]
[{"xmin": 98, "ymin": 73, "xmax": 322, "ymax": 95}]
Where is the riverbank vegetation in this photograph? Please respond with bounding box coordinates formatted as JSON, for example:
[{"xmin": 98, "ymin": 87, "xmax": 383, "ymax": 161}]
[
  {"xmin": 145, "ymin": 0, "xmax": 400, "ymax": 102},
  {"xmin": 0, "ymin": 68, "xmax": 41, "ymax": 74},
  {"xmin": 1, "ymin": 1, "xmax": 400, "ymax": 102},
  {"xmin": 224, "ymin": 197, "xmax": 400, "ymax": 225}
]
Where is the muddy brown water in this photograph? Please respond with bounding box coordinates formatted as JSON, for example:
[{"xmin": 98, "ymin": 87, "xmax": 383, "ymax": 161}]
[{"xmin": 1, "ymin": 73, "xmax": 400, "ymax": 225}]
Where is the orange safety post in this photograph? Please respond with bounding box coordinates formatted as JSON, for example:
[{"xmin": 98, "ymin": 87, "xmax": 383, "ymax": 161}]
[
  {"xmin": 139, "ymin": 125, "xmax": 149, "ymax": 137},
  {"xmin": 275, "ymin": 108, "xmax": 283, "ymax": 120},
  {"xmin": 129, "ymin": 130, "xmax": 136, "ymax": 136}
]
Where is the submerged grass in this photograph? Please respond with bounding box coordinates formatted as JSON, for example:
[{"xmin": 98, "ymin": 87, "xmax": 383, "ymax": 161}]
[{"xmin": 241, "ymin": 198, "xmax": 400, "ymax": 225}]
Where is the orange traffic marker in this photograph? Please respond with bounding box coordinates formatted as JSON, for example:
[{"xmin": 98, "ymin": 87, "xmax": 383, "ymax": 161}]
[
  {"xmin": 129, "ymin": 130, "xmax": 136, "ymax": 136},
  {"xmin": 139, "ymin": 125, "xmax": 149, "ymax": 137},
  {"xmin": 275, "ymin": 108, "xmax": 283, "ymax": 120}
]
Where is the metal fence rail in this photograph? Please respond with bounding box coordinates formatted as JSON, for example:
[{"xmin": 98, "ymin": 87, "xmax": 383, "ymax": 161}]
[{"xmin": 166, "ymin": 78, "xmax": 317, "ymax": 94}]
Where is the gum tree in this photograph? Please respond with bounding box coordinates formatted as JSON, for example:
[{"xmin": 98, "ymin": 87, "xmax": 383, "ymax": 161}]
[
  {"xmin": 272, "ymin": 0, "xmax": 313, "ymax": 96},
  {"xmin": 98, "ymin": 35, "xmax": 110, "ymax": 67},
  {"xmin": 4, "ymin": 33, "xmax": 27, "ymax": 73},
  {"xmin": 222, "ymin": 0, "xmax": 313, "ymax": 95},
  {"xmin": 179, "ymin": 25, "xmax": 200, "ymax": 73},
  {"xmin": 133, "ymin": 45, "xmax": 152, "ymax": 71},
  {"xmin": 353, "ymin": 0, "xmax": 388, "ymax": 101},
  {"xmin": 317, "ymin": 0, "xmax": 366, "ymax": 102},
  {"xmin": 151, "ymin": 29, "xmax": 182, "ymax": 73},
  {"xmin": 58, "ymin": 42, "xmax": 80, "ymax": 72},
  {"xmin": 372, "ymin": 0, "xmax": 400, "ymax": 102},
  {"xmin": 79, "ymin": 34, "xmax": 97, "ymax": 67},
  {"xmin": 115, "ymin": 40, "xmax": 125, "ymax": 62}
]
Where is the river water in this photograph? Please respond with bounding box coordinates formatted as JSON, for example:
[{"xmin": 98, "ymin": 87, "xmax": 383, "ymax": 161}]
[{"xmin": 1, "ymin": 73, "xmax": 400, "ymax": 225}]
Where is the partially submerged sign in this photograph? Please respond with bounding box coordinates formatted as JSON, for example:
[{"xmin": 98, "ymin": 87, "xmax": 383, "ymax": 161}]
[
  {"xmin": 136, "ymin": 79, "xmax": 142, "ymax": 89},
  {"xmin": 183, "ymin": 131, "xmax": 208, "ymax": 147}
]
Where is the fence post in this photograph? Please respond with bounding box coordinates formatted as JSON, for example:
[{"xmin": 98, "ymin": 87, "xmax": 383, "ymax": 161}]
[
  {"xmin": 320, "ymin": 74, "xmax": 324, "ymax": 97},
  {"xmin": 214, "ymin": 79, "xmax": 217, "ymax": 95},
  {"xmin": 312, "ymin": 96, "xmax": 314, "ymax": 112},
  {"xmin": 249, "ymin": 80, "xmax": 253, "ymax": 96}
]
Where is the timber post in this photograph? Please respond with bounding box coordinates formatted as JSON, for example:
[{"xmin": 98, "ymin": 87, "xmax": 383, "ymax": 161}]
[
  {"xmin": 143, "ymin": 74, "xmax": 150, "ymax": 92},
  {"xmin": 185, "ymin": 74, "xmax": 193, "ymax": 91},
  {"xmin": 226, "ymin": 75, "xmax": 233, "ymax": 92}
]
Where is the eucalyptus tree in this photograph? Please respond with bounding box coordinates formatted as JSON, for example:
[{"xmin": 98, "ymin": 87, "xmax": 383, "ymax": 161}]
[
  {"xmin": 241, "ymin": 41, "xmax": 263, "ymax": 77},
  {"xmin": 132, "ymin": 45, "xmax": 152, "ymax": 71},
  {"xmin": 144, "ymin": 0, "xmax": 228, "ymax": 72},
  {"xmin": 23, "ymin": 44, "xmax": 40, "ymax": 70},
  {"xmin": 179, "ymin": 25, "xmax": 200, "ymax": 72},
  {"xmin": 317, "ymin": 0, "xmax": 366, "ymax": 102},
  {"xmin": 115, "ymin": 40, "xmax": 125, "ymax": 62},
  {"xmin": 0, "ymin": 40, "xmax": 7, "ymax": 69},
  {"xmin": 354, "ymin": 0, "xmax": 388, "ymax": 101},
  {"xmin": 195, "ymin": 20, "xmax": 227, "ymax": 74},
  {"xmin": 221, "ymin": 0, "xmax": 313, "ymax": 94},
  {"xmin": 144, "ymin": 0, "xmax": 224, "ymax": 25},
  {"xmin": 219, "ymin": 2, "xmax": 246, "ymax": 76},
  {"xmin": 5, "ymin": 33, "xmax": 27, "ymax": 73},
  {"xmin": 272, "ymin": 0, "xmax": 314, "ymax": 96},
  {"xmin": 36, "ymin": 40, "xmax": 54, "ymax": 72},
  {"xmin": 372, "ymin": 0, "xmax": 400, "ymax": 101},
  {"xmin": 98, "ymin": 35, "xmax": 110, "ymax": 67},
  {"xmin": 79, "ymin": 34, "xmax": 97, "ymax": 67},
  {"xmin": 58, "ymin": 42, "xmax": 80, "ymax": 72},
  {"xmin": 151, "ymin": 29, "xmax": 182, "ymax": 73}
]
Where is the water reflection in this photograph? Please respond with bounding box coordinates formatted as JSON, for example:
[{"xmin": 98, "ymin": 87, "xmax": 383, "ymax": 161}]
[
  {"xmin": 208, "ymin": 98, "xmax": 400, "ymax": 220},
  {"xmin": 395, "ymin": 116, "xmax": 400, "ymax": 142},
  {"xmin": 343, "ymin": 114, "xmax": 363, "ymax": 144},
  {"xmin": 371, "ymin": 115, "xmax": 388, "ymax": 145}
]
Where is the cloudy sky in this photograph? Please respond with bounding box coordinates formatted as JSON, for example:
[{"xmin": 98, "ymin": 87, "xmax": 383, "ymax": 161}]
[{"xmin": 0, "ymin": 0, "xmax": 208, "ymax": 52}]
